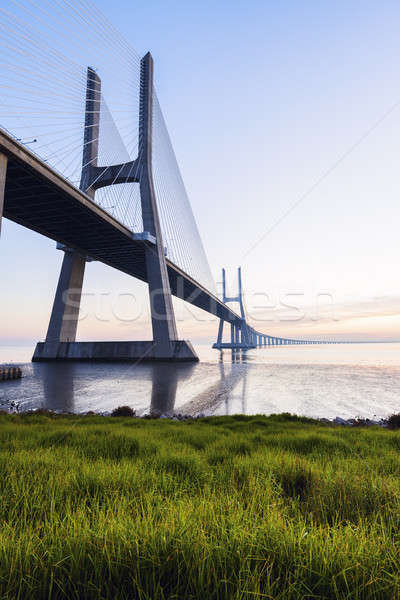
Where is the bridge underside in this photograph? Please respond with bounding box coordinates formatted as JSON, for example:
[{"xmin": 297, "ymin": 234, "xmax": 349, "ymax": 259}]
[{"xmin": 1, "ymin": 130, "xmax": 239, "ymax": 328}]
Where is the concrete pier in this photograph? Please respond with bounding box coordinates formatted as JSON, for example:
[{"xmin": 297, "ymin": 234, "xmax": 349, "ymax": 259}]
[{"xmin": 33, "ymin": 341, "xmax": 198, "ymax": 362}]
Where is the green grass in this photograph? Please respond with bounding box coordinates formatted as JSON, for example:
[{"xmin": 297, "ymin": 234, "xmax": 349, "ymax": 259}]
[{"xmin": 1, "ymin": 412, "xmax": 400, "ymax": 599}]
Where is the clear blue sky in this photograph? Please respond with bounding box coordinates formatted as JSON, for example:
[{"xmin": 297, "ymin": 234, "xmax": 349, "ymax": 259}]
[{"xmin": 2, "ymin": 0, "xmax": 400, "ymax": 345}]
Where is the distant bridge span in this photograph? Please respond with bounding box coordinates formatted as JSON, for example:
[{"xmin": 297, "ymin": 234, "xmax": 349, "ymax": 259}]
[{"xmin": 0, "ymin": 126, "xmax": 345, "ymax": 355}]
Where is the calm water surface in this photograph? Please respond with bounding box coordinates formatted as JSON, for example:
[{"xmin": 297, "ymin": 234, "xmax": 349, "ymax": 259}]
[{"xmin": 1, "ymin": 343, "xmax": 399, "ymax": 419}]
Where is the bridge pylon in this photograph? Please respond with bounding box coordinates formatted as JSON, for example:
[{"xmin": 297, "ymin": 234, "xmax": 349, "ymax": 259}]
[
  {"xmin": 33, "ymin": 54, "xmax": 197, "ymax": 362},
  {"xmin": 213, "ymin": 267, "xmax": 256, "ymax": 350}
]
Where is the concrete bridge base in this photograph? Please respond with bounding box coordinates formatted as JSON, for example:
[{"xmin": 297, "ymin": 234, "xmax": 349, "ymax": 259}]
[{"xmin": 32, "ymin": 341, "xmax": 199, "ymax": 362}]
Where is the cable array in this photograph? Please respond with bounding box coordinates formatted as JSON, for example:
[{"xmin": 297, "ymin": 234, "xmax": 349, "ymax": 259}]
[
  {"xmin": 0, "ymin": 0, "xmax": 215, "ymax": 290},
  {"xmin": 152, "ymin": 93, "xmax": 215, "ymax": 292},
  {"xmin": 0, "ymin": 0, "xmax": 142, "ymax": 226}
]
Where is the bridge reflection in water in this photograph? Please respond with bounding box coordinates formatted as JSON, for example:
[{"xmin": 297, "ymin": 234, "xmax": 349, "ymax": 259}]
[
  {"xmin": 34, "ymin": 352, "xmax": 249, "ymax": 417},
  {"xmin": 40, "ymin": 363, "xmax": 76, "ymax": 414}
]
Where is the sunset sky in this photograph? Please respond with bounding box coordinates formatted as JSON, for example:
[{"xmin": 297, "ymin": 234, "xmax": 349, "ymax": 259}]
[{"xmin": 1, "ymin": 0, "xmax": 400, "ymax": 347}]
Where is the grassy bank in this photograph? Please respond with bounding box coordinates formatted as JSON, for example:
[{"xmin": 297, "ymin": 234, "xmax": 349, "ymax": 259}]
[{"xmin": 1, "ymin": 413, "xmax": 400, "ymax": 599}]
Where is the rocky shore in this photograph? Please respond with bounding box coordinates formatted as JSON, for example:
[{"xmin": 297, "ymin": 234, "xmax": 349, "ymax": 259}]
[{"xmin": 1, "ymin": 402, "xmax": 396, "ymax": 427}]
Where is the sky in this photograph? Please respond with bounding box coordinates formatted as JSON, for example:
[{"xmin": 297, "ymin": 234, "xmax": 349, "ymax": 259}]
[{"xmin": 1, "ymin": 0, "xmax": 400, "ymax": 346}]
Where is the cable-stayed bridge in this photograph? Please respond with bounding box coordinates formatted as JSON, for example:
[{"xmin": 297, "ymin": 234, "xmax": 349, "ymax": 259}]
[{"xmin": 0, "ymin": 0, "xmax": 341, "ymax": 361}]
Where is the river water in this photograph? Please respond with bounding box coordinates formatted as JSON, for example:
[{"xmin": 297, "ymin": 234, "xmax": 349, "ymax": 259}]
[{"xmin": 1, "ymin": 343, "xmax": 399, "ymax": 419}]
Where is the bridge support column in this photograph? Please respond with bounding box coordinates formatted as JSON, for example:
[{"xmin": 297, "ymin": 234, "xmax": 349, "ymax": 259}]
[
  {"xmin": 139, "ymin": 52, "xmax": 190, "ymax": 359},
  {"xmin": 0, "ymin": 153, "xmax": 7, "ymax": 237},
  {"xmin": 45, "ymin": 249, "xmax": 86, "ymax": 344},
  {"xmin": 216, "ymin": 319, "xmax": 224, "ymax": 346},
  {"xmin": 241, "ymin": 323, "xmax": 246, "ymax": 346},
  {"xmin": 235, "ymin": 324, "xmax": 240, "ymax": 344},
  {"xmin": 33, "ymin": 248, "xmax": 87, "ymax": 360}
]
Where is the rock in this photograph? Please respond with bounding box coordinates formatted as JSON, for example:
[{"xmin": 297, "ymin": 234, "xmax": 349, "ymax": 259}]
[{"xmin": 334, "ymin": 416, "xmax": 351, "ymax": 426}]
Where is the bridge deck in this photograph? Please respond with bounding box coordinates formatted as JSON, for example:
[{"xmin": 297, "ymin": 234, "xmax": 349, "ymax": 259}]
[{"xmin": 0, "ymin": 128, "xmax": 239, "ymax": 325}]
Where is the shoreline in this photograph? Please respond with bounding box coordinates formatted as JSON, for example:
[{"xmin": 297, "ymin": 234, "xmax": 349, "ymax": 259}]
[{"xmin": 0, "ymin": 406, "xmax": 394, "ymax": 428}]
